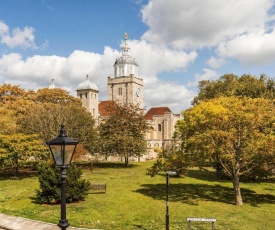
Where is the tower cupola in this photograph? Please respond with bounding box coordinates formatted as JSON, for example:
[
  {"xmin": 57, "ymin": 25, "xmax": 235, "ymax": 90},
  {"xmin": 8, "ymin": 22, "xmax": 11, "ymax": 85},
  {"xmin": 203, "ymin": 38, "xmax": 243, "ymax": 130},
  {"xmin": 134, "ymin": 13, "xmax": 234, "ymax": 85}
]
[{"xmin": 113, "ymin": 33, "xmax": 139, "ymax": 77}]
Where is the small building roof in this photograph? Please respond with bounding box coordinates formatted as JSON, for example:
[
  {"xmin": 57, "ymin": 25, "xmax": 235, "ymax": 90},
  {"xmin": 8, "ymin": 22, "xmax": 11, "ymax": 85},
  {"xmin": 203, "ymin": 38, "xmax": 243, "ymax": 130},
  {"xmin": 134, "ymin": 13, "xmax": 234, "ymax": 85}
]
[
  {"xmin": 98, "ymin": 100, "xmax": 117, "ymax": 116},
  {"xmin": 144, "ymin": 107, "xmax": 172, "ymax": 120}
]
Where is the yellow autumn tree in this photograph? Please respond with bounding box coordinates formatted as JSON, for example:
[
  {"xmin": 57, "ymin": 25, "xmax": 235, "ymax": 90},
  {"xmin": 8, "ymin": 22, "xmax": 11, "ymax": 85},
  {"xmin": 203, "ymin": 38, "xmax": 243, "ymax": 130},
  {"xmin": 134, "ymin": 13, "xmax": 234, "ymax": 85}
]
[{"xmin": 179, "ymin": 96, "xmax": 275, "ymax": 205}]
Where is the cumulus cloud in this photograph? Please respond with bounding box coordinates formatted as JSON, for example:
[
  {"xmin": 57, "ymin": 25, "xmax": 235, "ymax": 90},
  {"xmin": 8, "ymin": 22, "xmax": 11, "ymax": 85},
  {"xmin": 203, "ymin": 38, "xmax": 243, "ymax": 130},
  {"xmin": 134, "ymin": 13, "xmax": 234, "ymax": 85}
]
[
  {"xmin": 128, "ymin": 39, "xmax": 197, "ymax": 76},
  {"xmin": 0, "ymin": 49, "xmax": 116, "ymax": 94},
  {"xmin": 0, "ymin": 21, "xmax": 37, "ymax": 49},
  {"xmin": 143, "ymin": 76, "xmax": 195, "ymax": 113},
  {"xmin": 141, "ymin": 0, "xmax": 274, "ymax": 49},
  {"xmin": 188, "ymin": 69, "xmax": 218, "ymax": 87},
  {"xmin": 217, "ymin": 30, "xmax": 275, "ymax": 65},
  {"xmin": 207, "ymin": 57, "xmax": 226, "ymax": 69}
]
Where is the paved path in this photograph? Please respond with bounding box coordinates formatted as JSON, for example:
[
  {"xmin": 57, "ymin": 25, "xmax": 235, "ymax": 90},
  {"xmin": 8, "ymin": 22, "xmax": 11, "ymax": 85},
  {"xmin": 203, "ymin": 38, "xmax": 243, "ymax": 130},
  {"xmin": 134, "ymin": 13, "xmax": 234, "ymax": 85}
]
[{"xmin": 0, "ymin": 213, "xmax": 98, "ymax": 230}]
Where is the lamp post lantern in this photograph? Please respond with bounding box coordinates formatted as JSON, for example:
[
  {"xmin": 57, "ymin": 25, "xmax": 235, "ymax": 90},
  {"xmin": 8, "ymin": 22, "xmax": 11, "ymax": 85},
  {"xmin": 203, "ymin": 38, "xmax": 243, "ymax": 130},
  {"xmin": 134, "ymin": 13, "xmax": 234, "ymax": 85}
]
[
  {"xmin": 47, "ymin": 124, "xmax": 78, "ymax": 230},
  {"xmin": 166, "ymin": 171, "xmax": 177, "ymax": 230}
]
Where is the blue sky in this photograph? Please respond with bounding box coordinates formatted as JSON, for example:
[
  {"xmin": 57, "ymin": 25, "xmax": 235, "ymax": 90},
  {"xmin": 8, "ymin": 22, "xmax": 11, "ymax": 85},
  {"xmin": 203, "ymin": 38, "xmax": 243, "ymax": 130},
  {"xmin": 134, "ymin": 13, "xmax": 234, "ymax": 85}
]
[{"xmin": 1, "ymin": 0, "xmax": 275, "ymax": 113}]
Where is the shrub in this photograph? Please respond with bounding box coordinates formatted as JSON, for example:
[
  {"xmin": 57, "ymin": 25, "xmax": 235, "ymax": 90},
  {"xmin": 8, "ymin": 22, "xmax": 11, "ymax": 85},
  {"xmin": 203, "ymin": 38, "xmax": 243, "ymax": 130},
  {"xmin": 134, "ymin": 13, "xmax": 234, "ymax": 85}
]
[{"xmin": 36, "ymin": 163, "xmax": 90, "ymax": 204}]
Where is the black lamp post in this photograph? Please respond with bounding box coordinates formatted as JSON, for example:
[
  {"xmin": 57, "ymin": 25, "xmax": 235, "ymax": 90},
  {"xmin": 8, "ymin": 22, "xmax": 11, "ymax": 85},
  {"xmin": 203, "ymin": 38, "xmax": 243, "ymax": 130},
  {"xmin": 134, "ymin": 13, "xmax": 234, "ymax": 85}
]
[
  {"xmin": 47, "ymin": 124, "xmax": 78, "ymax": 230},
  {"xmin": 166, "ymin": 171, "xmax": 177, "ymax": 230}
]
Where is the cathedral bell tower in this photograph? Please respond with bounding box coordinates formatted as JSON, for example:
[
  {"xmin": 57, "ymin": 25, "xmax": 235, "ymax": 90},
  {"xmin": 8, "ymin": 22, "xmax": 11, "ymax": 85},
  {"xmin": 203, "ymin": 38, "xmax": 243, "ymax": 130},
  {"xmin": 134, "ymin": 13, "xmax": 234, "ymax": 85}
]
[
  {"xmin": 76, "ymin": 75, "xmax": 99, "ymax": 118},
  {"xmin": 107, "ymin": 33, "xmax": 143, "ymax": 108}
]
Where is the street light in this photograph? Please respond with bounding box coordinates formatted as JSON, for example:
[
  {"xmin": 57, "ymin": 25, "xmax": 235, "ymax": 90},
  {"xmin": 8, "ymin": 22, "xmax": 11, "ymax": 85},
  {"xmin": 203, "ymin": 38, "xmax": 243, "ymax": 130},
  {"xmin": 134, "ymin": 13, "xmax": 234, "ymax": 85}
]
[
  {"xmin": 47, "ymin": 124, "xmax": 78, "ymax": 230},
  {"xmin": 166, "ymin": 171, "xmax": 177, "ymax": 230}
]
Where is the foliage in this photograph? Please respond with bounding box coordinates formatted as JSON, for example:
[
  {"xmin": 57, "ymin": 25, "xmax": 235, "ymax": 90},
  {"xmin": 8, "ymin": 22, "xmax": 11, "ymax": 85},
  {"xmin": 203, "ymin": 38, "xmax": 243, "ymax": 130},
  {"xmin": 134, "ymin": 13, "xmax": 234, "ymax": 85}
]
[
  {"xmin": 192, "ymin": 74, "xmax": 275, "ymax": 105},
  {"xmin": 0, "ymin": 83, "xmax": 36, "ymax": 115},
  {"xmin": 18, "ymin": 101, "xmax": 96, "ymax": 152},
  {"xmin": 36, "ymin": 163, "xmax": 90, "ymax": 204},
  {"xmin": 0, "ymin": 108, "xmax": 17, "ymax": 134},
  {"xmin": 35, "ymin": 88, "xmax": 81, "ymax": 105},
  {"xmin": 0, "ymin": 133, "xmax": 49, "ymax": 173},
  {"xmin": 147, "ymin": 148, "xmax": 192, "ymax": 177},
  {"xmin": 179, "ymin": 96, "xmax": 275, "ymax": 205},
  {"xmin": 97, "ymin": 103, "xmax": 148, "ymax": 165}
]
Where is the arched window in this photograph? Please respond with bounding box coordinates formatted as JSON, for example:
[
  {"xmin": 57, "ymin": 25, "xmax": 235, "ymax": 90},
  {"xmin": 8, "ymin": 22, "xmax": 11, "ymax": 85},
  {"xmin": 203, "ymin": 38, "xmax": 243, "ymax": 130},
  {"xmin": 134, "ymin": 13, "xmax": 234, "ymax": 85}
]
[{"xmin": 80, "ymin": 94, "xmax": 82, "ymax": 99}]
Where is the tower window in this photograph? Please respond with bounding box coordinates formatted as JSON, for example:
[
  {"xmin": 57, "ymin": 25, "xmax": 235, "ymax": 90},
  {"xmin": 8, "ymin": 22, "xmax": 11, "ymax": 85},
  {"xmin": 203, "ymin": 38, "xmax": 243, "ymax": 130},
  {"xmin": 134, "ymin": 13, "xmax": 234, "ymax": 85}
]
[
  {"xmin": 158, "ymin": 124, "xmax": 162, "ymax": 132},
  {"xmin": 80, "ymin": 94, "xmax": 82, "ymax": 99},
  {"xmin": 85, "ymin": 93, "xmax": 87, "ymax": 98},
  {"xmin": 118, "ymin": 87, "xmax": 122, "ymax": 95},
  {"xmin": 95, "ymin": 94, "xmax": 96, "ymax": 99}
]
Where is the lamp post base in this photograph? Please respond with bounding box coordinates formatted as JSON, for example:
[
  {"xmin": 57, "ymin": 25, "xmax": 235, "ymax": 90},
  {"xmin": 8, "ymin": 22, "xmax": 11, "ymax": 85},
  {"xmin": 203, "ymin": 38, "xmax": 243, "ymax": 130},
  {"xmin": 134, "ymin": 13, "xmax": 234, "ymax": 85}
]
[{"xmin": 58, "ymin": 219, "xmax": 70, "ymax": 230}]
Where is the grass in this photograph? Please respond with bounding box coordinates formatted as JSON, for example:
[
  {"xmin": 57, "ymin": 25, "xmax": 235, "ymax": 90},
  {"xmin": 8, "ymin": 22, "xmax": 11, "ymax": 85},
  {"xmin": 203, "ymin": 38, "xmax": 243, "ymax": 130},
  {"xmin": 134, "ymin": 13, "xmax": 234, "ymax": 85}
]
[{"xmin": 0, "ymin": 161, "xmax": 275, "ymax": 229}]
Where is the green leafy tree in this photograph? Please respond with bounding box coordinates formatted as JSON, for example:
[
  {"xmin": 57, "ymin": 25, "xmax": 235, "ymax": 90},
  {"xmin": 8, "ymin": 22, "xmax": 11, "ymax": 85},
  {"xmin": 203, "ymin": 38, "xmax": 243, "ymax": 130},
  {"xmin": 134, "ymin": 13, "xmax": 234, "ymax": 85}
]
[
  {"xmin": 98, "ymin": 103, "xmax": 148, "ymax": 166},
  {"xmin": 192, "ymin": 74, "xmax": 275, "ymax": 105},
  {"xmin": 18, "ymin": 101, "xmax": 96, "ymax": 153},
  {"xmin": 146, "ymin": 148, "xmax": 192, "ymax": 177},
  {"xmin": 0, "ymin": 133, "xmax": 49, "ymax": 173},
  {"xmin": 179, "ymin": 96, "xmax": 275, "ymax": 205}
]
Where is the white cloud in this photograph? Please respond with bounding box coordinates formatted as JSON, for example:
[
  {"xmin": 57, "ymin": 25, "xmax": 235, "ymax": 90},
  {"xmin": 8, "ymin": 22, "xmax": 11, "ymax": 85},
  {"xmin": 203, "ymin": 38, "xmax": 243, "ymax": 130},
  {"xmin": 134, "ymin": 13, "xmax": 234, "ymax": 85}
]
[
  {"xmin": 0, "ymin": 21, "xmax": 9, "ymax": 34},
  {"xmin": 0, "ymin": 21, "xmax": 37, "ymax": 49},
  {"xmin": 207, "ymin": 57, "xmax": 226, "ymax": 69},
  {"xmin": 128, "ymin": 39, "xmax": 197, "ymax": 76},
  {"xmin": 188, "ymin": 69, "xmax": 218, "ymax": 87},
  {"xmin": 144, "ymin": 77, "xmax": 195, "ymax": 113},
  {"xmin": 141, "ymin": 0, "xmax": 274, "ymax": 49},
  {"xmin": 217, "ymin": 30, "xmax": 275, "ymax": 65}
]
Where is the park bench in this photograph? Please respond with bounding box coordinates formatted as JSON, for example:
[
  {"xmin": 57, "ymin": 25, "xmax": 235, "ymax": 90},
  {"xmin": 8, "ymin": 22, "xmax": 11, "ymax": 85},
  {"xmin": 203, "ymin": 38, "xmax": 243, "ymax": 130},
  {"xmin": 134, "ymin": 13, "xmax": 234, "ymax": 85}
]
[
  {"xmin": 187, "ymin": 217, "xmax": 216, "ymax": 230},
  {"xmin": 89, "ymin": 183, "xmax": 106, "ymax": 194}
]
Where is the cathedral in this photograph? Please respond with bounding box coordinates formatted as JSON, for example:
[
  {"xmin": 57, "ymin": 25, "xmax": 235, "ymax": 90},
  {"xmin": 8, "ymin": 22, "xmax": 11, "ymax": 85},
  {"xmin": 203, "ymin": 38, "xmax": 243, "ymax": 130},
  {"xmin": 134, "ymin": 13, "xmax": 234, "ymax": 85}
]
[{"xmin": 53, "ymin": 33, "xmax": 181, "ymax": 161}]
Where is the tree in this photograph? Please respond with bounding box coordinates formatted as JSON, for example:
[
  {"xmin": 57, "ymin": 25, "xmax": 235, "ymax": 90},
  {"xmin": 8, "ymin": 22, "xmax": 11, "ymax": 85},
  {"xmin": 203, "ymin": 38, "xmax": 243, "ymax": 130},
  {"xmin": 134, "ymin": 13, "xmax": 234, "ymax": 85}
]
[
  {"xmin": 35, "ymin": 88, "xmax": 81, "ymax": 105},
  {"xmin": 192, "ymin": 74, "xmax": 275, "ymax": 105},
  {"xmin": 179, "ymin": 96, "xmax": 275, "ymax": 205},
  {"xmin": 146, "ymin": 148, "xmax": 192, "ymax": 177},
  {"xmin": 0, "ymin": 83, "xmax": 36, "ymax": 115},
  {"xmin": 18, "ymin": 103, "xmax": 96, "ymax": 153},
  {"xmin": 0, "ymin": 133, "xmax": 49, "ymax": 173},
  {"xmin": 97, "ymin": 103, "xmax": 148, "ymax": 166},
  {"xmin": 0, "ymin": 108, "xmax": 17, "ymax": 134},
  {"xmin": 36, "ymin": 163, "xmax": 90, "ymax": 204}
]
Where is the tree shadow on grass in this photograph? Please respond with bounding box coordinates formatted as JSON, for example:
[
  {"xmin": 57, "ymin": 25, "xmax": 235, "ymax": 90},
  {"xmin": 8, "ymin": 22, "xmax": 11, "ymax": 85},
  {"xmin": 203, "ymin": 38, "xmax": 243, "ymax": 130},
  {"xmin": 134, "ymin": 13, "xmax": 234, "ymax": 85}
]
[
  {"xmin": 0, "ymin": 170, "xmax": 37, "ymax": 181},
  {"xmin": 187, "ymin": 169, "xmax": 220, "ymax": 182},
  {"xmin": 76, "ymin": 161, "xmax": 138, "ymax": 169},
  {"xmin": 134, "ymin": 183, "xmax": 275, "ymax": 207}
]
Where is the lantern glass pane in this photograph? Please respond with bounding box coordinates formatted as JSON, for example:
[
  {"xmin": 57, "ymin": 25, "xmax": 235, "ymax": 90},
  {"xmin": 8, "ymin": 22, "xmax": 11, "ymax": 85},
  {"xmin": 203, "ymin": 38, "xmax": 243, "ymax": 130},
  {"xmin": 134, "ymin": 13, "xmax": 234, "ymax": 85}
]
[
  {"xmin": 50, "ymin": 145, "xmax": 63, "ymax": 165},
  {"xmin": 64, "ymin": 145, "xmax": 76, "ymax": 165}
]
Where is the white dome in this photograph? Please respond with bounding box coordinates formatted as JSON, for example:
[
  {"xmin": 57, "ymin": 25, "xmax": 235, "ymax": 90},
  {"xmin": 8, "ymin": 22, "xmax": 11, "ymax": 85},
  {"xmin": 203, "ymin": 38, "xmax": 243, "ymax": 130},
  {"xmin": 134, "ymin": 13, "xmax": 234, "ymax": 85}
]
[{"xmin": 77, "ymin": 75, "xmax": 98, "ymax": 91}]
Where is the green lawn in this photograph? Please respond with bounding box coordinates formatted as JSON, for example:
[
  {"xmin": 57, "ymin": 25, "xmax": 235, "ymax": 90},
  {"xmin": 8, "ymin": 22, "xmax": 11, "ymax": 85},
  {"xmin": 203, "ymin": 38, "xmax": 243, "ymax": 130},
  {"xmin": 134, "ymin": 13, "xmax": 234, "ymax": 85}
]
[{"xmin": 0, "ymin": 161, "xmax": 274, "ymax": 230}]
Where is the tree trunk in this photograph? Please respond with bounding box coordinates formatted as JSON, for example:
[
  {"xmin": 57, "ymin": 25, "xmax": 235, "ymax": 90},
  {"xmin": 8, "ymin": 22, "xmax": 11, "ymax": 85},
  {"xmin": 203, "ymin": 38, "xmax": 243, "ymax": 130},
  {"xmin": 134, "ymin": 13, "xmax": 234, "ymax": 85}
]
[
  {"xmin": 124, "ymin": 157, "xmax": 129, "ymax": 166},
  {"xmin": 232, "ymin": 173, "xmax": 243, "ymax": 205}
]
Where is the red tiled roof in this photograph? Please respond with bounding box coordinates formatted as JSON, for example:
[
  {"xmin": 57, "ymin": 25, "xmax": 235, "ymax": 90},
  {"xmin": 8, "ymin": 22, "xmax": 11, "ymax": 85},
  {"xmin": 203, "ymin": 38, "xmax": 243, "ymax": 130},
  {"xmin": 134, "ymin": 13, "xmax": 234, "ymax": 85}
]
[
  {"xmin": 144, "ymin": 107, "xmax": 172, "ymax": 120},
  {"xmin": 98, "ymin": 100, "xmax": 117, "ymax": 116}
]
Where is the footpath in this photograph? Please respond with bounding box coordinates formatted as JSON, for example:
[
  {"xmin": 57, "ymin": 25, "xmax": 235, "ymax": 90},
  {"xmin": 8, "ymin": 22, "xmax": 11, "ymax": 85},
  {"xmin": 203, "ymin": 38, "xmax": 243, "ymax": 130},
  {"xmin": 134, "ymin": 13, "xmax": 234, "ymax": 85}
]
[{"xmin": 0, "ymin": 213, "xmax": 98, "ymax": 230}]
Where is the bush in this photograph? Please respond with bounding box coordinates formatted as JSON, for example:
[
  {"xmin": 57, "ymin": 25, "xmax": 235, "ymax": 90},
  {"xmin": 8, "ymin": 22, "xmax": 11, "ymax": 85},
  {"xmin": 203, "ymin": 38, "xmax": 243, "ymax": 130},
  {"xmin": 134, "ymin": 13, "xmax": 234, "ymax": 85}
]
[{"xmin": 36, "ymin": 163, "xmax": 90, "ymax": 204}]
